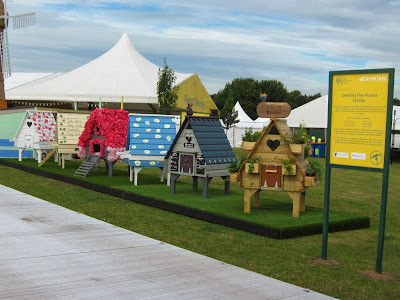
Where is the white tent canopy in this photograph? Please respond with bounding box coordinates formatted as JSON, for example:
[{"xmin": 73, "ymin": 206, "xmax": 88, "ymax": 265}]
[
  {"xmin": 286, "ymin": 95, "xmax": 328, "ymax": 128},
  {"xmin": 5, "ymin": 73, "xmax": 53, "ymax": 90},
  {"xmin": 234, "ymin": 101, "xmax": 253, "ymax": 123},
  {"xmin": 6, "ymin": 33, "xmax": 193, "ymax": 105},
  {"xmin": 226, "ymin": 101, "xmax": 267, "ymax": 147}
]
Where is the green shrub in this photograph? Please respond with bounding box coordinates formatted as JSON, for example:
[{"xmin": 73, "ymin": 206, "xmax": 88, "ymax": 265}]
[{"xmin": 242, "ymin": 128, "xmax": 262, "ymax": 142}]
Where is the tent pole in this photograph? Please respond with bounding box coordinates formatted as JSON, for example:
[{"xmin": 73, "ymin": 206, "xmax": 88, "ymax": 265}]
[{"xmin": 121, "ymin": 96, "xmax": 124, "ymax": 109}]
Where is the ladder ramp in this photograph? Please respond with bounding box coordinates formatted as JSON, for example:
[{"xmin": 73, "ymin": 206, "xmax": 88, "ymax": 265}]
[
  {"xmin": 74, "ymin": 155, "xmax": 101, "ymax": 177},
  {"xmin": 38, "ymin": 146, "xmax": 58, "ymax": 167}
]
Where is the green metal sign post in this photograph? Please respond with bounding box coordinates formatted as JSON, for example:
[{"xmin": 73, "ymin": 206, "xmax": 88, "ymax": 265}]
[{"xmin": 322, "ymin": 68, "xmax": 395, "ymax": 273}]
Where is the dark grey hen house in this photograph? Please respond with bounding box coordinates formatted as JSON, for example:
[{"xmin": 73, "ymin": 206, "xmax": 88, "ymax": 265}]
[{"xmin": 165, "ymin": 115, "xmax": 237, "ymax": 198}]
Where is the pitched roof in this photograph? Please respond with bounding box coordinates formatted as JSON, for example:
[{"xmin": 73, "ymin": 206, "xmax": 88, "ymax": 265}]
[
  {"xmin": 78, "ymin": 108, "xmax": 129, "ymax": 148},
  {"xmin": 14, "ymin": 110, "xmax": 56, "ymax": 142},
  {"xmin": 6, "ymin": 33, "xmax": 192, "ymax": 104},
  {"xmin": 237, "ymin": 118, "xmax": 305, "ymax": 175},
  {"xmin": 167, "ymin": 116, "xmax": 236, "ymax": 165}
]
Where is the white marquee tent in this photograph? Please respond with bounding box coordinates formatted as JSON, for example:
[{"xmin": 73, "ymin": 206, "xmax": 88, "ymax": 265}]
[
  {"xmin": 225, "ymin": 101, "xmax": 267, "ymax": 147},
  {"xmin": 392, "ymin": 105, "xmax": 400, "ymax": 148},
  {"xmin": 5, "ymin": 33, "xmax": 217, "ymax": 113},
  {"xmin": 286, "ymin": 95, "xmax": 328, "ymax": 129}
]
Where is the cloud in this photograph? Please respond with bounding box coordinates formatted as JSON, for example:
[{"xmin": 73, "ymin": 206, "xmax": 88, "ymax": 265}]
[{"xmin": 4, "ymin": 0, "xmax": 400, "ymax": 98}]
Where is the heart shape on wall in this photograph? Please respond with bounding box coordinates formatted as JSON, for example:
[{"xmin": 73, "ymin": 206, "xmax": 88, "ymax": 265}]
[
  {"xmin": 267, "ymin": 139, "xmax": 280, "ymax": 151},
  {"xmin": 27, "ymin": 121, "xmax": 32, "ymax": 128}
]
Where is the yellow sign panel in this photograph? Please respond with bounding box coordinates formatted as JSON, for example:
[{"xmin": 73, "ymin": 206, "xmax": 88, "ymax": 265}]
[
  {"xmin": 175, "ymin": 74, "xmax": 218, "ymax": 113},
  {"xmin": 180, "ymin": 112, "xmax": 209, "ymax": 124},
  {"xmin": 330, "ymin": 72, "xmax": 389, "ymax": 169}
]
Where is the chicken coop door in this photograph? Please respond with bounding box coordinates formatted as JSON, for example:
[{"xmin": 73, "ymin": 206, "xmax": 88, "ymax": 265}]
[
  {"xmin": 180, "ymin": 154, "xmax": 194, "ymax": 174},
  {"xmin": 261, "ymin": 165, "xmax": 282, "ymax": 189}
]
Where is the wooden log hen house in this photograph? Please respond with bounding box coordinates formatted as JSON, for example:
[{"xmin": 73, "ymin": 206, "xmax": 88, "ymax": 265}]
[{"xmin": 237, "ymin": 102, "xmax": 317, "ymax": 217}]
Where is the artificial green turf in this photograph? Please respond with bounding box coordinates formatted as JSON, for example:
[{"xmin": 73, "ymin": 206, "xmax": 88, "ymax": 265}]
[{"xmin": 1, "ymin": 157, "xmax": 369, "ymax": 235}]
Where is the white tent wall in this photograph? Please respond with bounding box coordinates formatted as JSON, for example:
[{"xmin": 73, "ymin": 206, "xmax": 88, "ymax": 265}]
[
  {"xmin": 391, "ymin": 105, "xmax": 400, "ymax": 149},
  {"xmin": 287, "ymin": 95, "xmax": 328, "ymax": 128},
  {"xmin": 286, "ymin": 95, "xmax": 328, "ymax": 142}
]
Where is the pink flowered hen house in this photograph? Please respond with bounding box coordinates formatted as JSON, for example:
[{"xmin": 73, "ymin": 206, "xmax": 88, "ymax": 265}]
[
  {"xmin": 13, "ymin": 110, "xmax": 57, "ymax": 163},
  {"xmin": 76, "ymin": 108, "xmax": 129, "ymax": 176}
]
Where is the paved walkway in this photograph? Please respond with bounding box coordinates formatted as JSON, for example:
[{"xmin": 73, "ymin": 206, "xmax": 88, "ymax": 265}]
[{"xmin": 0, "ymin": 184, "xmax": 335, "ymax": 299}]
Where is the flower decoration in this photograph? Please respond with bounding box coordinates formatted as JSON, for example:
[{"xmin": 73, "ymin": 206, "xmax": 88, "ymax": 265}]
[
  {"xmin": 106, "ymin": 146, "xmax": 125, "ymax": 162},
  {"xmin": 30, "ymin": 112, "xmax": 56, "ymax": 142},
  {"xmin": 77, "ymin": 108, "xmax": 129, "ymax": 161}
]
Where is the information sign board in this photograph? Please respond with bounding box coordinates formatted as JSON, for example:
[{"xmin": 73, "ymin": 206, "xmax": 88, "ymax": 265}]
[
  {"xmin": 330, "ymin": 72, "xmax": 389, "ymax": 169},
  {"xmin": 323, "ymin": 68, "xmax": 395, "ymax": 274}
]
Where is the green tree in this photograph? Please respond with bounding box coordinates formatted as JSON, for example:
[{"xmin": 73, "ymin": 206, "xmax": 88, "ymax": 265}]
[
  {"xmin": 256, "ymin": 80, "xmax": 289, "ymax": 103},
  {"xmin": 157, "ymin": 58, "xmax": 179, "ymax": 114},
  {"xmin": 211, "ymin": 77, "xmax": 322, "ymax": 119},
  {"xmin": 393, "ymin": 97, "xmax": 400, "ymax": 106},
  {"xmin": 220, "ymin": 92, "xmax": 239, "ymax": 130},
  {"xmin": 288, "ymin": 91, "xmax": 321, "ymax": 109},
  {"xmin": 212, "ymin": 78, "xmax": 258, "ymax": 119}
]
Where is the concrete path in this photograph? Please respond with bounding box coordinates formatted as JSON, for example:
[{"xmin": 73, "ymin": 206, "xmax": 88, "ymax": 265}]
[{"xmin": 0, "ymin": 184, "xmax": 335, "ymax": 299}]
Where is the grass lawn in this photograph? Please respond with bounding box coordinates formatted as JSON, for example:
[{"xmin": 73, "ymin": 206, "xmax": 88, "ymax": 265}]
[{"xmin": 0, "ymin": 155, "xmax": 399, "ymax": 299}]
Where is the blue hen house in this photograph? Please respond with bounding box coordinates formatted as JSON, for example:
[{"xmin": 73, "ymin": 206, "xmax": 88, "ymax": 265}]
[{"xmin": 165, "ymin": 114, "xmax": 236, "ymax": 198}]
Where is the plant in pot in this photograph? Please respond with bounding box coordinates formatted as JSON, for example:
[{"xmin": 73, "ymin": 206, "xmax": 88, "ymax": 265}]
[
  {"xmin": 280, "ymin": 156, "xmax": 296, "ymax": 175},
  {"xmin": 281, "ymin": 122, "xmax": 310, "ymax": 157},
  {"xmin": 228, "ymin": 156, "xmax": 245, "ymax": 181},
  {"xmin": 305, "ymin": 159, "xmax": 324, "ymax": 186},
  {"xmin": 242, "ymin": 128, "xmax": 262, "ymax": 151},
  {"xmin": 245, "ymin": 156, "xmax": 261, "ymax": 173}
]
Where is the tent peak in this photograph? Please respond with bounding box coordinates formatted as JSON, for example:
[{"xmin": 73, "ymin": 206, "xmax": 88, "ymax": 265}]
[{"xmin": 118, "ymin": 33, "xmax": 130, "ymax": 43}]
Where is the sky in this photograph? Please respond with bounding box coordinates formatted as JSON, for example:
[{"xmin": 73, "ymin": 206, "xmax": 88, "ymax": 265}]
[{"xmin": 4, "ymin": 0, "xmax": 400, "ymax": 98}]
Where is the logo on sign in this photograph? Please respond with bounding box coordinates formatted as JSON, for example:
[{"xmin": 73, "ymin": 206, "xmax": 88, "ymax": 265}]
[{"xmin": 370, "ymin": 151, "xmax": 383, "ymax": 165}]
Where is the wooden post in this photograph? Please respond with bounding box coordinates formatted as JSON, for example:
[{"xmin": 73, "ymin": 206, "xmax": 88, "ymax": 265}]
[
  {"xmin": 201, "ymin": 177, "xmax": 212, "ymax": 198},
  {"xmin": 192, "ymin": 176, "xmax": 198, "ymax": 191},
  {"xmin": 170, "ymin": 174, "xmax": 180, "ymax": 194},
  {"xmin": 300, "ymin": 191, "xmax": 306, "ymax": 211},
  {"xmin": 222, "ymin": 176, "xmax": 230, "ymax": 195},
  {"xmin": 133, "ymin": 167, "xmax": 143, "ymax": 185},
  {"xmin": 254, "ymin": 189, "xmax": 261, "ymax": 207},
  {"xmin": 105, "ymin": 160, "xmax": 115, "ymax": 177},
  {"xmin": 160, "ymin": 167, "xmax": 165, "ymax": 182},
  {"xmin": 287, "ymin": 191, "xmax": 301, "ymax": 217},
  {"xmin": 18, "ymin": 148, "xmax": 23, "ymax": 161},
  {"xmin": 244, "ymin": 189, "xmax": 259, "ymax": 213}
]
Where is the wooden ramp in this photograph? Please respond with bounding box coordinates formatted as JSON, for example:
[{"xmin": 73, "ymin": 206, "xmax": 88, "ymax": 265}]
[
  {"xmin": 0, "ymin": 184, "xmax": 336, "ymax": 300},
  {"xmin": 38, "ymin": 146, "xmax": 58, "ymax": 167},
  {"xmin": 74, "ymin": 154, "xmax": 101, "ymax": 177}
]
